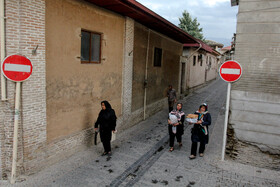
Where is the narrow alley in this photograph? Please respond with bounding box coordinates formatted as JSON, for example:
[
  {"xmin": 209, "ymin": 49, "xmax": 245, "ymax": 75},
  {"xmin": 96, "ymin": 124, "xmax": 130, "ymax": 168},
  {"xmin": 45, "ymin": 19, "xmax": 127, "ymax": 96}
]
[{"xmin": 1, "ymin": 78, "xmax": 278, "ymax": 187}]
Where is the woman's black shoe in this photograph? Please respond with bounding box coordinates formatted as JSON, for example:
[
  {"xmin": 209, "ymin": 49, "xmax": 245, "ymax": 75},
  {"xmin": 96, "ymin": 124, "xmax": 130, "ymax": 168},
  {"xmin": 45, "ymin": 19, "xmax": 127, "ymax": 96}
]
[{"xmin": 101, "ymin": 152, "xmax": 108, "ymax": 156}]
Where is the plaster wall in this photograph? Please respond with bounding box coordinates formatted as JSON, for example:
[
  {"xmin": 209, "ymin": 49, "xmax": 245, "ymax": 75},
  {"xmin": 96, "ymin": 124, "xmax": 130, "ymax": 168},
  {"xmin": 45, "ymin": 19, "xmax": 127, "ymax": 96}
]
[
  {"xmin": 181, "ymin": 48, "xmax": 219, "ymax": 97},
  {"xmin": 206, "ymin": 55, "xmax": 218, "ymax": 82},
  {"xmin": 46, "ymin": 0, "xmax": 125, "ymax": 141},
  {"xmin": 187, "ymin": 49, "xmax": 207, "ymax": 88},
  {"xmin": 131, "ymin": 23, "xmax": 182, "ymax": 112}
]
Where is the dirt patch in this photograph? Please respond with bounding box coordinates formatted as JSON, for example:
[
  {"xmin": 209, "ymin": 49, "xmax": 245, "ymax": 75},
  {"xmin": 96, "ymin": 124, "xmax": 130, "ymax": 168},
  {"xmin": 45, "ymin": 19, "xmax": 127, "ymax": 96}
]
[{"xmin": 226, "ymin": 124, "xmax": 280, "ymax": 171}]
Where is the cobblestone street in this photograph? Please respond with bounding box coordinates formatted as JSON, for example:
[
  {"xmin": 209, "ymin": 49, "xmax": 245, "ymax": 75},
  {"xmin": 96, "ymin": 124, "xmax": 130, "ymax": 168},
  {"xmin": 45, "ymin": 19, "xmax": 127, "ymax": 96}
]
[{"xmin": 1, "ymin": 78, "xmax": 279, "ymax": 187}]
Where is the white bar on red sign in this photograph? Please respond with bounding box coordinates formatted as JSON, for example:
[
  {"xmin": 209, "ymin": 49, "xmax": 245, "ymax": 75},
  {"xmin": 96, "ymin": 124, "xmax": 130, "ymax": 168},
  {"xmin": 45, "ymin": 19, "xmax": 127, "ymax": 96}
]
[
  {"xmin": 4, "ymin": 64, "xmax": 31, "ymax": 72},
  {"xmin": 221, "ymin": 68, "xmax": 240, "ymax": 75}
]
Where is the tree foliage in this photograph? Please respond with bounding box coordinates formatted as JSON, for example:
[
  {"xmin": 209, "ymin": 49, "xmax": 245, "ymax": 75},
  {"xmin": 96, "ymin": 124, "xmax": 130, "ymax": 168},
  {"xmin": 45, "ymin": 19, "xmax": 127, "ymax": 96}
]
[{"xmin": 179, "ymin": 10, "xmax": 204, "ymax": 41}]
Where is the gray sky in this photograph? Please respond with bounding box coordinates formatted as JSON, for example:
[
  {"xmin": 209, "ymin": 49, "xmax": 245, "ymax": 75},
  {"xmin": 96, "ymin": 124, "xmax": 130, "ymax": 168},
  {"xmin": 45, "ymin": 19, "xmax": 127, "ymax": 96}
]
[{"xmin": 136, "ymin": 0, "xmax": 238, "ymax": 47}]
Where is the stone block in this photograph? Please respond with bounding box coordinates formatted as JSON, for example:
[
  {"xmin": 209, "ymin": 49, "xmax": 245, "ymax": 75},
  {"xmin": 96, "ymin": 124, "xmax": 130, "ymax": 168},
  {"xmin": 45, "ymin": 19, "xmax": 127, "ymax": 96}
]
[
  {"xmin": 239, "ymin": 1, "xmax": 280, "ymax": 13},
  {"xmin": 237, "ymin": 23, "xmax": 280, "ymax": 34},
  {"xmin": 238, "ymin": 11, "xmax": 280, "ymax": 23},
  {"xmin": 230, "ymin": 91, "xmax": 280, "ymax": 153},
  {"xmin": 230, "ymin": 109, "xmax": 279, "ymax": 127},
  {"xmin": 230, "ymin": 120, "xmax": 280, "ymax": 137},
  {"xmin": 236, "ymin": 33, "xmax": 280, "ymax": 43},
  {"xmin": 231, "ymin": 99, "xmax": 280, "ymax": 115},
  {"xmin": 231, "ymin": 90, "xmax": 280, "ymax": 104}
]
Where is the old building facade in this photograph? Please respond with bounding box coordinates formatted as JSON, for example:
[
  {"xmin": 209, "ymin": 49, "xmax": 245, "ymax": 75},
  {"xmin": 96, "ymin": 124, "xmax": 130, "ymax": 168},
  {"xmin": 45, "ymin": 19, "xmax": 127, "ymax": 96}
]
[
  {"xmin": 180, "ymin": 41, "xmax": 220, "ymax": 95},
  {"xmin": 231, "ymin": 0, "xmax": 280, "ymax": 154},
  {"xmin": 0, "ymin": 0, "xmax": 199, "ymax": 179}
]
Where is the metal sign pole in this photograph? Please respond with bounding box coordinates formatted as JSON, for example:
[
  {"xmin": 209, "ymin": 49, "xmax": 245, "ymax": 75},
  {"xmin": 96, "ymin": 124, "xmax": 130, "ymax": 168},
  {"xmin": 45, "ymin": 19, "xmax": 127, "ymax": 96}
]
[
  {"xmin": 221, "ymin": 82, "xmax": 231, "ymax": 161},
  {"xmin": 1, "ymin": 55, "xmax": 32, "ymax": 184},
  {"xmin": 10, "ymin": 82, "xmax": 21, "ymax": 184}
]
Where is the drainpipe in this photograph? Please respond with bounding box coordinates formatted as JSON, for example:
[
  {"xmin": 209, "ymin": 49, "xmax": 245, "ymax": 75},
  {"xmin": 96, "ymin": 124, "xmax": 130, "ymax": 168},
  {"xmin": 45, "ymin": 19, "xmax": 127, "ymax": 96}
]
[
  {"xmin": 186, "ymin": 42, "xmax": 202, "ymax": 88},
  {"xmin": 143, "ymin": 29, "xmax": 150, "ymax": 120},
  {"xmin": 0, "ymin": 0, "xmax": 7, "ymax": 101},
  {"xmin": 188, "ymin": 42, "xmax": 202, "ymax": 61}
]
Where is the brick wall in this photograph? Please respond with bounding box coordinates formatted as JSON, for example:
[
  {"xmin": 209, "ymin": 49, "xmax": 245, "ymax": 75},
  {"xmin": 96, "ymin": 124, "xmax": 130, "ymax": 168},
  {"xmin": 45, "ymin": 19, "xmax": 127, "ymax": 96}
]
[
  {"xmin": 0, "ymin": 0, "xmax": 110, "ymax": 178},
  {"xmin": 0, "ymin": 0, "xmax": 47, "ymax": 177},
  {"xmin": 121, "ymin": 17, "xmax": 134, "ymax": 128}
]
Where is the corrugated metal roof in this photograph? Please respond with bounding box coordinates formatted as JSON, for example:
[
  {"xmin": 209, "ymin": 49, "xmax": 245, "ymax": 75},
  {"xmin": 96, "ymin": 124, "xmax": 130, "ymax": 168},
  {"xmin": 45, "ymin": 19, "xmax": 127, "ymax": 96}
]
[{"xmin": 85, "ymin": 0, "xmax": 198, "ymax": 44}]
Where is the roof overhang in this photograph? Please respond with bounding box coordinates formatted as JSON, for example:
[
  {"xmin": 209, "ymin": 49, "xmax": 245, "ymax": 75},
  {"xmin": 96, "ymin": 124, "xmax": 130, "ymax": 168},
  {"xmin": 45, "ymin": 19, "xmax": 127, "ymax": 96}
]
[
  {"xmin": 212, "ymin": 50, "xmax": 221, "ymax": 56},
  {"xmin": 183, "ymin": 41, "xmax": 213, "ymax": 53},
  {"xmin": 85, "ymin": 0, "xmax": 198, "ymax": 44}
]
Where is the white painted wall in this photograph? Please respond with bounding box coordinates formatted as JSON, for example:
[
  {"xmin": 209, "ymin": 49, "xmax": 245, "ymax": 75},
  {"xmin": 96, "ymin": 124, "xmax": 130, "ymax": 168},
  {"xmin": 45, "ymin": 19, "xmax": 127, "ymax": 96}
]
[
  {"xmin": 188, "ymin": 50, "xmax": 207, "ymax": 88},
  {"xmin": 206, "ymin": 55, "xmax": 218, "ymax": 82}
]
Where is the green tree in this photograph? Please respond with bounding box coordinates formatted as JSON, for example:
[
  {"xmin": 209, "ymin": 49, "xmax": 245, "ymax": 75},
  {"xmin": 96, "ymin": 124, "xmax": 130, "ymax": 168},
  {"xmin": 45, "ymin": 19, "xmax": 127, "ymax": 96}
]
[{"xmin": 179, "ymin": 10, "xmax": 204, "ymax": 41}]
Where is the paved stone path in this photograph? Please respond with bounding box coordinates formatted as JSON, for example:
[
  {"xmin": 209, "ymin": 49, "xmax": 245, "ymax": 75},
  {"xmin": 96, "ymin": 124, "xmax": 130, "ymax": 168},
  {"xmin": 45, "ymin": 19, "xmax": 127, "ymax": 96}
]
[{"xmin": 1, "ymin": 78, "xmax": 279, "ymax": 187}]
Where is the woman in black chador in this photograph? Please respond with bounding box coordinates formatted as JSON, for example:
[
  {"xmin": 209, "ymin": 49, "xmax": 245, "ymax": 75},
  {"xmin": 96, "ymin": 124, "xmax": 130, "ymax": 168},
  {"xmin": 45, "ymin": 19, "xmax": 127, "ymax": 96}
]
[
  {"xmin": 94, "ymin": 101, "xmax": 117, "ymax": 156},
  {"xmin": 189, "ymin": 103, "xmax": 211, "ymax": 159},
  {"xmin": 168, "ymin": 103, "xmax": 185, "ymax": 152}
]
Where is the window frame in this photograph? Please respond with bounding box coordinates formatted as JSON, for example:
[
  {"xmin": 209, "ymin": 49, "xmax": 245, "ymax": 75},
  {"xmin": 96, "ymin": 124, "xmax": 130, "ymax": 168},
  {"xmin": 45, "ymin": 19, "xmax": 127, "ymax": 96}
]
[
  {"xmin": 81, "ymin": 29, "xmax": 102, "ymax": 64},
  {"xmin": 198, "ymin": 54, "xmax": 203, "ymax": 66},
  {"xmin": 193, "ymin": 55, "xmax": 196, "ymax": 66},
  {"xmin": 153, "ymin": 47, "xmax": 162, "ymax": 67}
]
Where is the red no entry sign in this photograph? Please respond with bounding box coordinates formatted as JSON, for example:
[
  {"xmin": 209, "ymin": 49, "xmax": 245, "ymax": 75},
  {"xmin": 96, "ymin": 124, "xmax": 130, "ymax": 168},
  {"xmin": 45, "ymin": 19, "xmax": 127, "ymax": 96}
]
[
  {"xmin": 219, "ymin": 60, "xmax": 242, "ymax": 82},
  {"xmin": 1, "ymin": 55, "xmax": 33, "ymax": 82},
  {"xmin": 220, "ymin": 60, "xmax": 242, "ymax": 161}
]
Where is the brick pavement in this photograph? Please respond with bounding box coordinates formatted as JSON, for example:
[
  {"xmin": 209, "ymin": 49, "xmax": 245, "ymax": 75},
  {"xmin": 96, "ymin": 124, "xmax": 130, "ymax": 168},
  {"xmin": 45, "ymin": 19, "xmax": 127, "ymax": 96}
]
[{"xmin": 0, "ymin": 78, "xmax": 279, "ymax": 186}]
